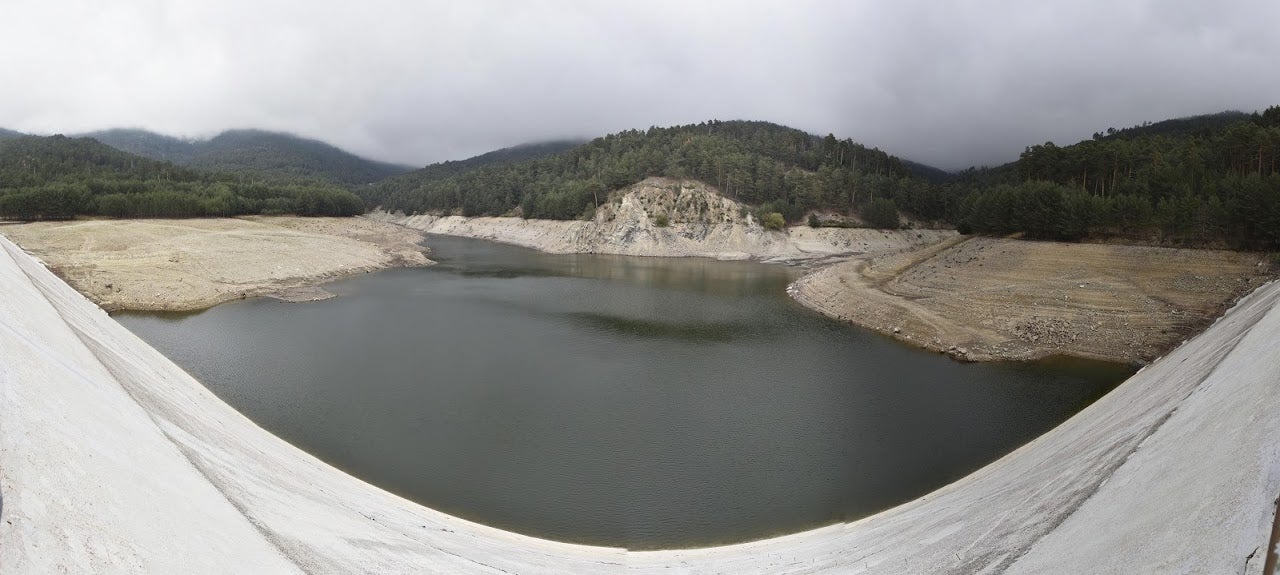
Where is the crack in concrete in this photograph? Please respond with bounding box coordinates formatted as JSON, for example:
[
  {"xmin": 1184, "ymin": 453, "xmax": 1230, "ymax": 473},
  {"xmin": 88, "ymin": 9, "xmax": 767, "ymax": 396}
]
[{"xmin": 1263, "ymin": 495, "xmax": 1280, "ymax": 575}]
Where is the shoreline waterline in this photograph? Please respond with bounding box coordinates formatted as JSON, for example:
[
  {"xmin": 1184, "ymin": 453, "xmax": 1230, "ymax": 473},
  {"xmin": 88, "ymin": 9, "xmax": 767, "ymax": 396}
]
[{"xmin": 118, "ymin": 235, "xmax": 1132, "ymax": 549}]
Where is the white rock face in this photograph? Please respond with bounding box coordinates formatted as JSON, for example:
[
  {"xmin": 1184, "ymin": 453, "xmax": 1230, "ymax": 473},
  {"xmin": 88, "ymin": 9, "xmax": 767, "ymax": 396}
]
[
  {"xmin": 1, "ymin": 232, "xmax": 1277, "ymax": 574},
  {"xmin": 376, "ymin": 178, "xmax": 955, "ymax": 263}
]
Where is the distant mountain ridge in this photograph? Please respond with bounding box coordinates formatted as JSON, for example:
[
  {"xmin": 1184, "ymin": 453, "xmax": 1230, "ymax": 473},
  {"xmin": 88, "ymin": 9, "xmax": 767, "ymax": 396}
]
[
  {"xmin": 79, "ymin": 129, "xmax": 195, "ymax": 163},
  {"xmin": 5, "ymin": 105, "xmax": 1276, "ymax": 249},
  {"xmin": 81, "ymin": 128, "xmax": 414, "ymax": 186},
  {"xmin": 946, "ymin": 106, "xmax": 1280, "ymax": 249},
  {"xmin": 444, "ymin": 140, "xmax": 587, "ymax": 172},
  {"xmin": 942, "ymin": 109, "xmax": 1272, "ymax": 188},
  {"xmin": 373, "ymin": 139, "xmax": 585, "ymax": 194},
  {"xmin": 364, "ymin": 119, "xmax": 940, "ymax": 224},
  {"xmin": 0, "ymin": 134, "xmax": 364, "ymax": 220},
  {"xmin": 900, "ymin": 159, "xmax": 951, "ymax": 182},
  {"xmin": 1093, "ymin": 111, "xmax": 1253, "ymax": 142}
]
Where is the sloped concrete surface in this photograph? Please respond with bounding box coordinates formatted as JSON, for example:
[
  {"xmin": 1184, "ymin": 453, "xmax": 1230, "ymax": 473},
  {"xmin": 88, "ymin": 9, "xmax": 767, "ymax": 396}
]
[{"xmin": 1, "ymin": 234, "xmax": 1276, "ymax": 573}]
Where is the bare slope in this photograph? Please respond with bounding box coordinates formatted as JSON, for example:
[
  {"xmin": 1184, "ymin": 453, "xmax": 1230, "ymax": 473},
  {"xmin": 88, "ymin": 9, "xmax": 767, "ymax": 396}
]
[
  {"xmin": 380, "ymin": 177, "xmax": 954, "ymax": 262},
  {"xmin": 791, "ymin": 236, "xmax": 1274, "ymax": 363},
  {"xmin": 0, "ymin": 217, "xmax": 431, "ymax": 311}
]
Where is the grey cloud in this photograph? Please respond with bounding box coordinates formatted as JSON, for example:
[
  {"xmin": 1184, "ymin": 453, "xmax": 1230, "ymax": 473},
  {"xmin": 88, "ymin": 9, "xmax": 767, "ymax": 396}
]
[{"xmin": 2, "ymin": 0, "xmax": 1277, "ymax": 170}]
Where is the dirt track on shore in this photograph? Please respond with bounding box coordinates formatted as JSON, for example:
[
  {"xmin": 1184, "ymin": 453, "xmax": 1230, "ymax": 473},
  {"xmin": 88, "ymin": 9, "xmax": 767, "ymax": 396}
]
[
  {"xmin": 0, "ymin": 216, "xmax": 431, "ymax": 312},
  {"xmin": 790, "ymin": 236, "xmax": 1275, "ymax": 363}
]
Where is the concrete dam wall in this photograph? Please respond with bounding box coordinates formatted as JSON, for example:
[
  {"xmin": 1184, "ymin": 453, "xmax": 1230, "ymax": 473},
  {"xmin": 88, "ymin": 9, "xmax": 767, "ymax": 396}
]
[{"xmin": 1, "ymin": 233, "xmax": 1277, "ymax": 574}]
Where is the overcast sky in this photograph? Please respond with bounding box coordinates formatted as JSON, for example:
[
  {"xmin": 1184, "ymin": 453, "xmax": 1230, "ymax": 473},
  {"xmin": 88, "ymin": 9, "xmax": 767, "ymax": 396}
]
[{"xmin": 2, "ymin": 0, "xmax": 1278, "ymax": 170}]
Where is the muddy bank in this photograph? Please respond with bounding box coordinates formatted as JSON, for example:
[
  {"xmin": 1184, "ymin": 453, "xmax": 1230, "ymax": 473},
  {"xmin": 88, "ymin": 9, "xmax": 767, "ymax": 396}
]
[
  {"xmin": 0, "ymin": 216, "xmax": 432, "ymax": 312},
  {"xmin": 790, "ymin": 236, "xmax": 1275, "ymax": 363}
]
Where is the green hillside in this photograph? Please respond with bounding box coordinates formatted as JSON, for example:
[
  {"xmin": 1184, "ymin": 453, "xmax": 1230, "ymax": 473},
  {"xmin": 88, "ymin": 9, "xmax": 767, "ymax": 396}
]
[
  {"xmin": 0, "ymin": 135, "xmax": 363, "ymax": 220},
  {"xmin": 953, "ymin": 106, "xmax": 1280, "ymax": 249},
  {"xmin": 79, "ymin": 129, "xmax": 196, "ymax": 163},
  {"xmin": 371, "ymin": 139, "xmax": 583, "ymax": 204},
  {"xmin": 424, "ymin": 140, "xmax": 585, "ymax": 175},
  {"xmin": 27, "ymin": 106, "xmax": 1278, "ymax": 251},
  {"xmin": 83, "ymin": 128, "xmax": 413, "ymax": 186},
  {"xmin": 1093, "ymin": 111, "xmax": 1253, "ymax": 141},
  {"xmin": 365, "ymin": 120, "xmax": 946, "ymax": 224},
  {"xmin": 368, "ymin": 110, "xmax": 1280, "ymax": 250}
]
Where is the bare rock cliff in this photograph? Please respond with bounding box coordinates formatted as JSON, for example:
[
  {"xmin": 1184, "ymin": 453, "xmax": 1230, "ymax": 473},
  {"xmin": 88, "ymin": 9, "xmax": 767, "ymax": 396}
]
[{"xmin": 378, "ymin": 177, "xmax": 953, "ymax": 262}]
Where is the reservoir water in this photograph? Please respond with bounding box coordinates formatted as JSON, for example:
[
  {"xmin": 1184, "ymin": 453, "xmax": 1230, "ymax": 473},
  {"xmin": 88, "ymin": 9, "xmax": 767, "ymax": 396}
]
[{"xmin": 116, "ymin": 235, "xmax": 1133, "ymax": 549}]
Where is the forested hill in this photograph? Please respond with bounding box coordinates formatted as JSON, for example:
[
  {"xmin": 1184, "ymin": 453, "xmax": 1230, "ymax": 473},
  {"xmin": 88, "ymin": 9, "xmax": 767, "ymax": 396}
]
[
  {"xmin": 901, "ymin": 159, "xmax": 952, "ymax": 183},
  {"xmin": 0, "ymin": 128, "xmax": 23, "ymax": 141},
  {"xmin": 364, "ymin": 120, "xmax": 944, "ymax": 224},
  {"xmin": 186, "ymin": 130, "xmax": 413, "ymax": 184},
  {"xmin": 0, "ymin": 135, "xmax": 364, "ymax": 220},
  {"xmin": 1093, "ymin": 111, "xmax": 1253, "ymax": 141},
  {"xmin": 373, "ymin": 140, "xmax": 582, "ymax": 196},
  {"xmin": 954, "ymin": 106, "xmax": 1280, "ymax": 249},
  {"xmin": 445, "ymin": 140, "xmax": 587, "ymax": 171},
  {"xmin": 83, "ymin": 129, "xmax": 413, "ymax": 186},
  {"xmin": 80, "ymin": 129, "xmax": 195, "ymax": 163}
]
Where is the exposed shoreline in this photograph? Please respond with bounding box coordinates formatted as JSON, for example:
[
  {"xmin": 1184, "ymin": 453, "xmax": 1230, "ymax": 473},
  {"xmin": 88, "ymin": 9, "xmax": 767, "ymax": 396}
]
[
  {"xmin": 379, "ymin": 197, "xmax": 1273, "ymax": 364},
  {"xmin": 789, "ymin": 236, "xmax": 1274, "ymax": 364},
  {"xmin": 371, "ymin": 177, "xmax": 955, "ymax": 265},
  {"xmin": 0, "ymin": 216, "xmax": 432, "ymax": 312},
  {"xmin": 3, "ymin": 181, "xmax": 1270, "ymax": 365}
]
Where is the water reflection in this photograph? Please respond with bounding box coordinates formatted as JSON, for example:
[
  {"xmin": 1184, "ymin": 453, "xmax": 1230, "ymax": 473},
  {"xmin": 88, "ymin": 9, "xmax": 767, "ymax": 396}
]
[{"xmin": 430, "ymin": 234, "xmax": 799, "ymax": 298}]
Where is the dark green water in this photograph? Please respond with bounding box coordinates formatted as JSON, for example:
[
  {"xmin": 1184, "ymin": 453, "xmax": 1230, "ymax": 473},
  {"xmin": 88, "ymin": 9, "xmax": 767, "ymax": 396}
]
[{"xmin": 116, "ymin": 235, "xmax": 1133, "ymax": 549}]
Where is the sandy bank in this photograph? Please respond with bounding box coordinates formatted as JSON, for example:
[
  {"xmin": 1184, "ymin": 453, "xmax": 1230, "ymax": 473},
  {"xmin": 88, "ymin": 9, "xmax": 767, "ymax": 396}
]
[
  {"xmin": 791, "ymin": 236, "xmax": 1276, "ymax": 363},
  {"xmin": 0, "ymin": 216, "xmax": 431, "ymax": 312}
]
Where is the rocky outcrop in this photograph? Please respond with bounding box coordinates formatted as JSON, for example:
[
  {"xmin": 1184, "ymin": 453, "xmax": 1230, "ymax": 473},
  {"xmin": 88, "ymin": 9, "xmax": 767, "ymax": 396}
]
[{"xmin": 374, "ymin": 177, "xmax": 954, "ymax": 263}]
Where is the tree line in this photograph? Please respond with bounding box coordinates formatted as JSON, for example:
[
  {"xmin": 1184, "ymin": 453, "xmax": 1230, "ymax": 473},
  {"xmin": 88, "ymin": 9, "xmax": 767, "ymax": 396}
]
[
  {"xmin": 364, "ymin": 120, "xmax": 949, "ymax": 226},
  {"xmin": 366, "ymin": 110, "xmax": 1280, "ymax": 250},
  {"xmin": 0, "ymin": 135, "xmax": 364, "ymax": 220},
  {"xmin": 84, "ymin": 128, "xmax": 413, "ymax": 186},
  {"xmin": 7, "ymin": 109, "xmax": 1275, "ymax": 252},
  {"xmin": 954, "ymin": 107, "xmax": 1280, "ymax": 249}
]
